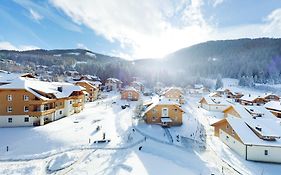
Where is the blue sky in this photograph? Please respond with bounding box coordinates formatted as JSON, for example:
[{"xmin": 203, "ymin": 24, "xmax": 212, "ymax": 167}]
[{"xmin": 0, "ymin": 0, "xmax": 281, "ymax": 59}]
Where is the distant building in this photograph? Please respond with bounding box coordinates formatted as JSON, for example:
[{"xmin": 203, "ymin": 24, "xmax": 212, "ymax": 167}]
[
  {"xmin": 121, "ymin": 87, "xmax": 140, "ymax": 101},
  {"xmin": 199, "ymin": 96, "xmax": 231, "ymax": 112},
  {"xmin": 161, "ymin": 87, "xmax": 185, "ymax": 104},
  {"xmin": 240, "ymin": 94, "xmax": 267, "ymax": 106},
  {"xmin": 105, "ymin": 78, "xmax": 122, "ymax": 91},
  {"xmin": 130, "ymin": 81, "xmax": 144, "ymax": 92}
]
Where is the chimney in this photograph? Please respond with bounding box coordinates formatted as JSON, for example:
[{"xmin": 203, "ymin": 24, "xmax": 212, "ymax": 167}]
[{"xmin": 57, "ymin": 86, "xmax": 63, "ymax": 92}]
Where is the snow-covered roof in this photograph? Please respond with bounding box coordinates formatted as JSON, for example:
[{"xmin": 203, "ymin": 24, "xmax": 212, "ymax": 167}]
[
  {"xmin": 0, "ymin": 72, "xmax": 34, "ymax": 83},
  {"xmin": 106, "ymin": 78, "xmax": 122, "ymax": 84},
  {"xmin": 0, "ymin": 77, "xmax": 85, "ymax": 100},
  {"xmin": 143, "ymin": 97, "xmax": 183, "ymax": 115},
  {"xmin": 223, "ymin": 104, "xmax": 253, "ymax": 119},
  {"xmin": 200, "ymin": 95, "xmax": 231, "ymax": 106},
  {"xmin": 161, "ymin": 87, "xmax": 183, "ymax": 95},
  {"xmin": 123, "ymin": 87, "xmax": 139, "ymax": 92},
  {"xmin": 264, "ymin": 101, "xmax": 281, "ymax": 111},
  {"xmin": 131, "ymin": 81, "xmax": 144, "ymax": 86},
  {"xmin": 244, "ymin": 106, "xmax": 276, "ymax": 119},
  {"xmin": 226, "ymin": 117, "xmax": 281, "ymax": 146},
  {"xmin": 240, "ymin": 94, "xmax": 264, "ymax": 102}
]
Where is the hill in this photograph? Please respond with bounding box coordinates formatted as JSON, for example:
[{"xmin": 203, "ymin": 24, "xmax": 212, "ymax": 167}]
[{"xmin": 1, "ymin": 38, "xmax": 281, "ymax": 86}]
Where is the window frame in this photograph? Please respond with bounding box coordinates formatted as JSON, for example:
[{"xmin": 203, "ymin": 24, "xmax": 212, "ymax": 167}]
[
  {"xmin": 7, "ymin": 106, "xmax": 12, "ymax": 113},
  {"xmin": 7, "ymin": 95, "xmax": 12, "ymax": 101}
]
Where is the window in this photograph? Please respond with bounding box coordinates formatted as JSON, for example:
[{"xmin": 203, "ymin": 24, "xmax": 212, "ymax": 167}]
[
  {"xmin": 24, "ymin": 106, "xmax": 29, "ymax": 112},
  {"xmin": 24, "ymin": 117, "xmax": 29, "ymax": 122},
  {"xmin": 8, "ymin": 118, "xmax": 12, "ymax": 123},
  {"xmin": 7, "ymin": 95, "xmax": 12, "ymax": 101},
  {"xmin": 7, "ymin": 106, "xmax": 12, "ymax": 112},
  {"xmin": 70, "ymin": 101, "xmax": 72, "ymax": 104},
  {"xmin": 59, "ymin": 111, "xmax": 62, "ymax": 115},
  {"xmin": 232, "ymin": 130, "xmax": 235, "ymax": 136},
  {"xmin": 23, "ymin": 95, "xmax": 29, "ymax": 101},
  {"xmin": 226, "ymin": 125, "xmax": 229, "ymax": 130},
  {"xmin": 264, "ymin": 150, "xmax": 268, "ymax": 155}
]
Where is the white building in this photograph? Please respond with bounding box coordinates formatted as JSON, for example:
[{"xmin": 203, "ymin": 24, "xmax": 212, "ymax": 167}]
[
  {"xmin": 199, "ymin": 95, "xmax": 231, "ymax": 112},
  {"xmin": 212, "ymin": 117, "xmax": 281, "ymax": 163}
]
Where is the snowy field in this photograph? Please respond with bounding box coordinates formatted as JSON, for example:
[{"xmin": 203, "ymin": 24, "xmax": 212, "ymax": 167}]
[
  {"xmin": 0, "ymin": 92, "xmax": 217, "ymax": 175},
  {"xmin": 1, "ymin": 89, "xmax": 281, "ymax": 175}
]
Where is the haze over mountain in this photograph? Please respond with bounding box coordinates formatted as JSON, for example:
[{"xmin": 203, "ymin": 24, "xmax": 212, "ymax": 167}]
[{"xmin": 1, "ymin": 38, "xmax": 281, "ymax": 86}]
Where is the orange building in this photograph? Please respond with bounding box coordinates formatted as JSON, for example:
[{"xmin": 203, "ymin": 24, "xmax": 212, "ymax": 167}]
[
  {"xmin": 161, "ymin": 87, "xmax": 185, "ymax": 104},
  {"xmin": 121, "ymin": 87, "xmax": 140, "ymax": 101},
  {"xmin": 142, "ymin": 98, "xmax": 184, "ymax": 127},
  {"xmin": 75, "ymin": 80, "xmax": 99, "ymax": 102}
]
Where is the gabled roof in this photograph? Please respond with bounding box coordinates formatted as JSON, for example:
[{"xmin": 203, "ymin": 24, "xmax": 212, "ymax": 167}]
[
  {"xmin": 142, "ymin": 97, "xmax": 184, "ymax": 115},
  {"xmin": 212, "ymin": 117, "xmax": 281, "ymax": 146},
  {"xmin": 264, "ymin": 101, "xmax": 281, "ymax": 111},
  {"xmin": 106, "ymin": 78, "xmax": 122, "ymax": 84},
  {"xmin": 0, "ymin": 77, "xmax": 85, "ymax": 100},
  {"xmin": 0, "ymin": 72, "xmax": 35, "ymax": 83},
  {"xmin": 223, "ymin": 104, "xmax": 252, "ymax": 118},
  {"xmin": 161, "ymin": 87, "xmax": 183, "ymax": 96},
  {"xmin": 199, "ymin": 95, "xmax": 231, "ymax": 106},
  {"xmin": 123, "ymin": 87, "xmax": 139, "ymax": 93},
  {"xmin": 223, "ymin": 104, "xmax": 276, "ymax": 120},
  {"xmin": 240, "ymin": 93, "xmax": 267, "ymax": 102}
]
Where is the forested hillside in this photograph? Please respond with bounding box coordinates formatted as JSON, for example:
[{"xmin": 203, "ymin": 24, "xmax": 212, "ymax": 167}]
[{"xmin": 0, "ymin": 38, "xmax": 281, "ymax": 86}]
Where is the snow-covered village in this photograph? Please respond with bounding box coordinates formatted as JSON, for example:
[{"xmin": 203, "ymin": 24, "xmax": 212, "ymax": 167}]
[
  {"xmin": 1, "ymin": 1, "xmax": 281, "ymax": 175},
  {"xmin": 1, "ymin": 72, "xmax": 281, "ymax": 175}
]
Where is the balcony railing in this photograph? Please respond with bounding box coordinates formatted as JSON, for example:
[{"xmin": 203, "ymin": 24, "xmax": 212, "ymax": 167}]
[{"xmin": 29, "ymin": 108, "xmax": 56, "ymax": 117}]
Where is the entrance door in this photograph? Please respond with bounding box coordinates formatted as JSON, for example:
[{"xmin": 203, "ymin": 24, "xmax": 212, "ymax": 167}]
[
  {"xmin": 162, "ymin": 108, "xmax": 169, "ymax": 117},
  {"xmin": 128, "ymin": 92, "xmax": 132, "ymax": 99}
]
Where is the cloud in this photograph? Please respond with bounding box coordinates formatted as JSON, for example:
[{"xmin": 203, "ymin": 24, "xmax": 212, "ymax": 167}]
[
  {"xmin": 14, "ymin": 0, "xmax": 81, "ymax": 32},
  {"xmin": 29, "ymin": 8, "xmax": 43, "ymax": 21},
  {"xmin": 0, "ymin": 41, "xmax": 39, "ymax": 51},
  {"xmin": 50, "ymin": 0, "xmax": 281, "ymax": 59},
  {"xmin": 211, "ymin": 0, "xmax": 224, "ymax": 7},
  {"xmin": 50, "ymin": 0, "xmax": 212, "ymax": 59}
]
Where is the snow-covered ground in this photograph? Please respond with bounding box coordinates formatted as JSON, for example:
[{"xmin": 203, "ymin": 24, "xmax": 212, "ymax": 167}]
[
  {"xmin": 1, "ymin": 89, "xmax": 281, "ymax": 175},
  {"xmin": 187, "ymin": 94, "xmax": 281, "ymax": 175},
  {"xmin": 0, "ymin": 92, "xmax": 217, "ymax": 175}
]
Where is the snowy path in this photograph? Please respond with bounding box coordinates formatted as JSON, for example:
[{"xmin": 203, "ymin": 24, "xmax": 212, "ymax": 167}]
[{"xmin": 163, "ymin": 128, "xmax": 173, "ymax": 143}]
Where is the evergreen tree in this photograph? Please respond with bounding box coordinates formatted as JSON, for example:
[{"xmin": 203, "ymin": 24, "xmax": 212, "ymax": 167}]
[{"xmin": 215, "ymin": 75, "xmax": 223, "ymax": 90}]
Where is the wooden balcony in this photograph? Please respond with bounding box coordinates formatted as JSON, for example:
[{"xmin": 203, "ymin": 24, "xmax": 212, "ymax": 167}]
[
  {"xmin": 29, "ymin": 108, "xmax": 56, "ymax": 117},
  {"xmin": 73, "ymin": 103, "xmax": 82, "ymax": 107},
  {"xmin": 29, "ymin": 100, "xmax": 56, "ymax": 105}
]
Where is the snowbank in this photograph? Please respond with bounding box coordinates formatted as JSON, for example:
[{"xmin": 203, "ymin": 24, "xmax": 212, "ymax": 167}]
[{"xmin": 47, "ymin": 153, "xmax": 76, "ymax": 172}]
